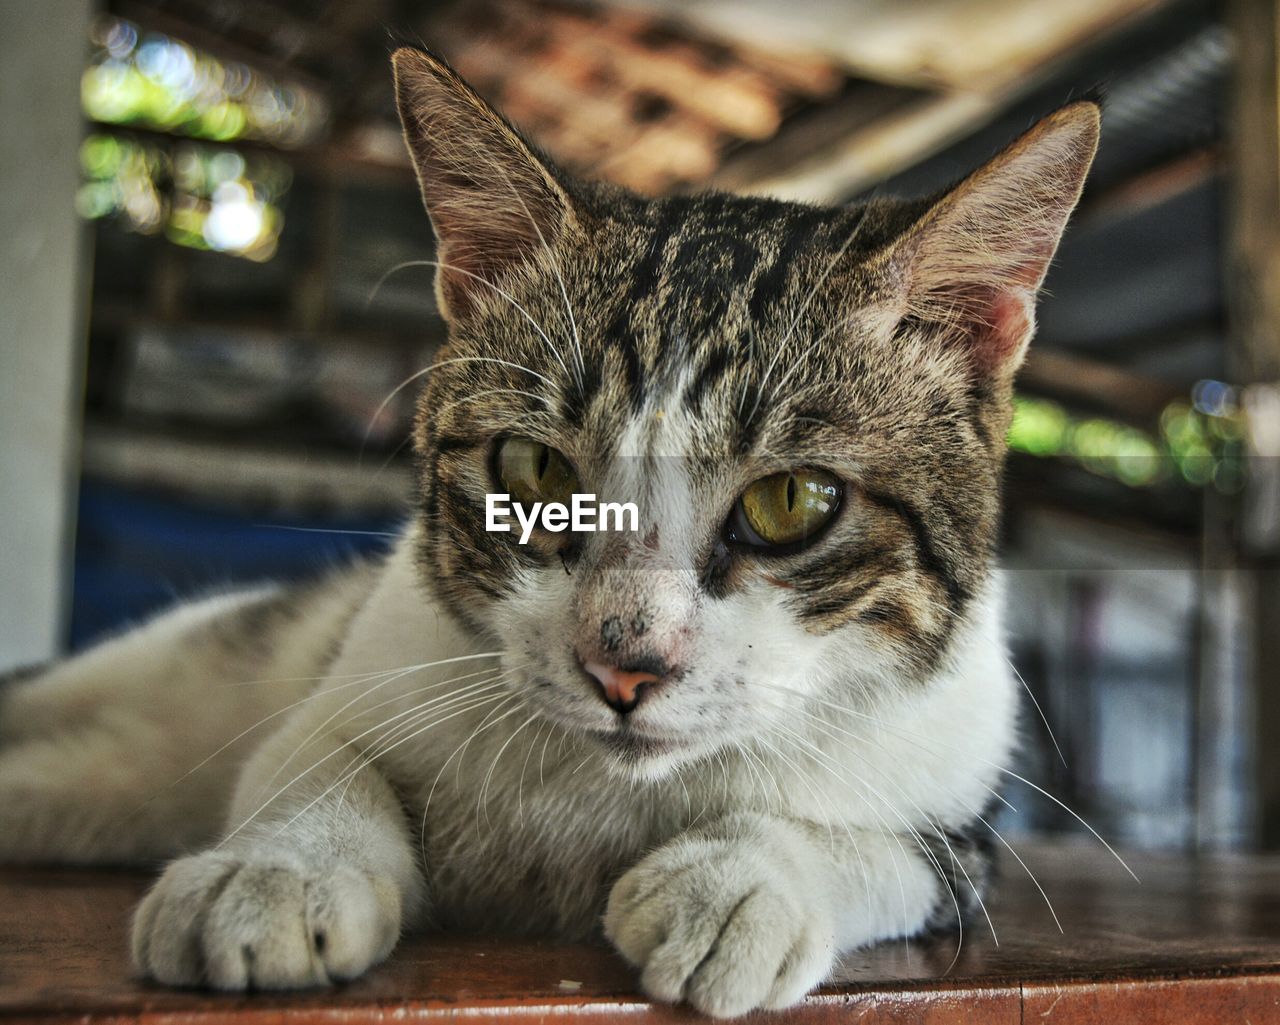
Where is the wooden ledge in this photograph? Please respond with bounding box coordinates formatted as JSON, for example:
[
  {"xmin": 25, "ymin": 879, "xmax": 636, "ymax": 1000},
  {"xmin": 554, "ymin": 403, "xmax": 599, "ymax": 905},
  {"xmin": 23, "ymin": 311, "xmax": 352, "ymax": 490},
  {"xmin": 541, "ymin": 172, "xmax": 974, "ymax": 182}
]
[{"xmin": 3, "ymin": 842, "xmax": 1279, "ymax": 1023}]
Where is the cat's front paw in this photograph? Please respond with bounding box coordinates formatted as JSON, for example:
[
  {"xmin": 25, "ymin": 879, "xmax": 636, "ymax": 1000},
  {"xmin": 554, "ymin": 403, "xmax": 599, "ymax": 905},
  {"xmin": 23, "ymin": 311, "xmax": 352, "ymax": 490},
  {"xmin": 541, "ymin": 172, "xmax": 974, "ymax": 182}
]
[
  {"xmin": 131, "ymin": 847, "xmax": 401, "ymax": 989},
  {"xmin": 604, "ymin": 825, "xmax": 836, "ymax": 1017}
]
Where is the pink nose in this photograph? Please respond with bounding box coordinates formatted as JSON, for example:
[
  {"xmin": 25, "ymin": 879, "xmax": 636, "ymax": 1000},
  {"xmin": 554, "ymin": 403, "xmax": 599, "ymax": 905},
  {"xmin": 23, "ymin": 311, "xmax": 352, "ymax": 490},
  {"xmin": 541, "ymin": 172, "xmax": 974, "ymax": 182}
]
[{"xmin": 581, "ymin": 661, "xmax": 661, "ymax": 714}]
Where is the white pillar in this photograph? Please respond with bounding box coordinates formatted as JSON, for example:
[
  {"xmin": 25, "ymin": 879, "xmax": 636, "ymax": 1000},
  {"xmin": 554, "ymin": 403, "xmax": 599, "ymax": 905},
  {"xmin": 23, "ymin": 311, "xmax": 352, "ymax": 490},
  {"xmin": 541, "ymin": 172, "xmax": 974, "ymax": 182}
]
[{"xmin": 0, "ymin": 0, "xmax": 93, "ymax": 668}]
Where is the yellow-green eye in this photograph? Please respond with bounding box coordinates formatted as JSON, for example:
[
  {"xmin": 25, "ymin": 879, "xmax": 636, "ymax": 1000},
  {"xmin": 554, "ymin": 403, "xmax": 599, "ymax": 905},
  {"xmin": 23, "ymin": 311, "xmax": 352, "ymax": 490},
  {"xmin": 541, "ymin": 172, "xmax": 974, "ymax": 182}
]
[
  {"xmin": 496, "ymin": 437, "xmax": 579, "ymax": 507},
  {"xmin": 734, "ymin": 469, "xmax": 842, "ymax": 547}
]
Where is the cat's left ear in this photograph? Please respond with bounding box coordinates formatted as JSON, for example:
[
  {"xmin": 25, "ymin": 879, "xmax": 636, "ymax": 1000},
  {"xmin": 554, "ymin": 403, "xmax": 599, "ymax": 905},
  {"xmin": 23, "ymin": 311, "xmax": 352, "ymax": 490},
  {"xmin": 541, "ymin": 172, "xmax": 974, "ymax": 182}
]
[
  {"xmin": 889, "ymin": 101, "xmax": 1100, "ymax": 379},
  {"xmin": 392, "ymin": 48, "xmax": 577, "ymax": 322}
]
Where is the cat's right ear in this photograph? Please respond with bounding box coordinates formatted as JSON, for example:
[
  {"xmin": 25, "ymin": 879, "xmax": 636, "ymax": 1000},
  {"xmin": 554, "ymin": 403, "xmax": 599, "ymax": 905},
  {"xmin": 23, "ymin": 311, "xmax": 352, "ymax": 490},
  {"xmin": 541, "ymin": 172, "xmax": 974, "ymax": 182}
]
[
  {"xmin": 884, "ymin": 101, "xmax": 1100, "ymax": 382},
  {"xmin": 392, "ymin": 48, "xmax": 576, "ymax": 322}
]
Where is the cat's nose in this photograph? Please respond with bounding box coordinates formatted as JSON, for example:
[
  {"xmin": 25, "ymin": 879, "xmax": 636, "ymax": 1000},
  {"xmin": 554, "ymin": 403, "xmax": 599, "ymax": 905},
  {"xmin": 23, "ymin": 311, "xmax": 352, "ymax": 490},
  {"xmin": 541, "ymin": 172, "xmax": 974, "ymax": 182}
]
[{"xmin": 580, "ymin": 660, "xmax": 662, "ymax": 715}]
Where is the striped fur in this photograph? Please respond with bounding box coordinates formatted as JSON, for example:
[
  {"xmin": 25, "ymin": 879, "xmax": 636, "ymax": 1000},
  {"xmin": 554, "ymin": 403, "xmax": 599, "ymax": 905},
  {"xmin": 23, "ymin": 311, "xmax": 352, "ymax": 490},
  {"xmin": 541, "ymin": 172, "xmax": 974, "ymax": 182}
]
[{"xmin": 399, "ymin": 52, "xmax": 1098, "ymax": 690}]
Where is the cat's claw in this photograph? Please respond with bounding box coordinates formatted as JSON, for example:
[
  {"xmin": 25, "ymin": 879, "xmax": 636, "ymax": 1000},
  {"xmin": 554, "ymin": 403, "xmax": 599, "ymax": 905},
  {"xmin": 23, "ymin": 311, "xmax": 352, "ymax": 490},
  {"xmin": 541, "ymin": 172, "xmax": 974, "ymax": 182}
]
[
  {"xmin": 603, "ymin": 827, "xmax": 836, "ymax": 1017},
  {"xmin": 131, "ymin": 848, "xmax": 401, "ymax": 989}
]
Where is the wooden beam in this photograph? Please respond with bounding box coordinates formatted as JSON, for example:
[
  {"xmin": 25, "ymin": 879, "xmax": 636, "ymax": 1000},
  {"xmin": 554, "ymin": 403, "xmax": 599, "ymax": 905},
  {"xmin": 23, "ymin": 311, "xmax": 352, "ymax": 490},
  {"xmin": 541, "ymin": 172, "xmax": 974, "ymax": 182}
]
[
  {"xmin": 1227, "ymin": 0, "xmax": 1280, "ymax": 849},
  {"xmin": 708, "ymin": 79, "xmax": 924, "ymax": 195},
  {"xmin": 1019, "ymin": 348, "xmax": 1183, "ymax": 427},
  {"xmin": 1078, "ymin": 147, "xmax": 1224, "ymax": 226},
  {"xmin": 1229, "ymin": 0, "xmax": 1280, "ymax": 384},
  {"xmin": 713, "ymin": 0, "xmax": 1173, "ymax": 204},
  {"xmin": 725, "ymin": 88, "xmax": 1001, "ymax": 203}
]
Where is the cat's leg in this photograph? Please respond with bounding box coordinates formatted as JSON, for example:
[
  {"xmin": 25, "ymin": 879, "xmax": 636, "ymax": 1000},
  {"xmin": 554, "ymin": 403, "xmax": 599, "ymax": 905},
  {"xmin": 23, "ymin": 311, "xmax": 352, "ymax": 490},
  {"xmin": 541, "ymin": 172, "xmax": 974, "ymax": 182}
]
[
  {"xmin": 130, "ymin": 706, "xmax": 426, "ymax": 990},
  {"xmin": 0, "ymin": 568, "xmax": 374, "ymax": 864},
  {"xmin": 603, "ymin": 811, "xmax": 991, "ymax": 1017}
]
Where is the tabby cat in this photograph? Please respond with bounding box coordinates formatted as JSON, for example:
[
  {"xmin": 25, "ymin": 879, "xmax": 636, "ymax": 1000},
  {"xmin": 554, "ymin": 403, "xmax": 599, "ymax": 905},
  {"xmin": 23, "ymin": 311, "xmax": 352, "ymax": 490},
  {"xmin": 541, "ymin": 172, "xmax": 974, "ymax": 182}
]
[{"xmin": 0, "ymin": 49, "xmax": 1099, "ymax": 1016}]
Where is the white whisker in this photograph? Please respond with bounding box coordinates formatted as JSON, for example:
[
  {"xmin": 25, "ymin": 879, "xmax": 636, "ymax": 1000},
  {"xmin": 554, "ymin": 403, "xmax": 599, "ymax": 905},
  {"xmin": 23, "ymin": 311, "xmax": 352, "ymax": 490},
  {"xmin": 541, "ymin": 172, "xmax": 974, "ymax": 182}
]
[
  {"xmin": 223, "ymin": 671, "xmax": 509, "ymax": 845},
  {"xmin": 272, "ymin": 688, "xmax": 512, "ymax": 842},
  {"xmin": 1005, "ymin": 655, "xmax": 1068, "ymax": 769},
  {"xmin": 361, "ymin": 354, "xmax": 557, "ymax": 456},
  {"xmin": 369, "ymin": 259, "xmax": 572, "ymax": 381},
  {"xmin": 477, "ymin": 711, "xmax": 538, "ymax": 829}
]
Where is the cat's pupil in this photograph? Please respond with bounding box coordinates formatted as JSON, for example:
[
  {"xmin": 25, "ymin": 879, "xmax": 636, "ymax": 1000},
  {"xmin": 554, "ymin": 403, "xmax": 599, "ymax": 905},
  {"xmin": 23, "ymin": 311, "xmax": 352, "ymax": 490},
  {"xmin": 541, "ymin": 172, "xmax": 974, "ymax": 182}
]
[
  {"xmin": 536, "ymin": 444, "xmax": 550, "ymax": 481},
  {"xmin": 786, "ymin": 475, "xmax": 796, "ymax": 512}
]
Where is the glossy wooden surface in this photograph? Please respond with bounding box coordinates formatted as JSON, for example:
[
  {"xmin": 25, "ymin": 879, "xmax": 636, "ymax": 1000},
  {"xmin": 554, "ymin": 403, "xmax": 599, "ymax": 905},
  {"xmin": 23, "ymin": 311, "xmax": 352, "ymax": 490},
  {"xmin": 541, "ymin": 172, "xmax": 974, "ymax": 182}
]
[{"xmin": 3, "ymin": 842, "xmax": 1280, "ymax": 1023}]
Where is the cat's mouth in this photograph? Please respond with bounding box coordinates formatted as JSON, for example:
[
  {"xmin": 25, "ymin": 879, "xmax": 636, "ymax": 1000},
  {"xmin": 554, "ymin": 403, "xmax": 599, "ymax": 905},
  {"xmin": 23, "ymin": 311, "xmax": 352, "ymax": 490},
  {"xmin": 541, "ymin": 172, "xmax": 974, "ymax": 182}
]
[
  {"xmin": 590, "ymin": 726, "xmax": 674, "ymax": 758},
  {"xmin": 580, "ymin": 721, "xmax": 691, "ymax": 769},
  {"xmin": 522, "ymin": 672, "xmax": 696, "ymax": 771}
]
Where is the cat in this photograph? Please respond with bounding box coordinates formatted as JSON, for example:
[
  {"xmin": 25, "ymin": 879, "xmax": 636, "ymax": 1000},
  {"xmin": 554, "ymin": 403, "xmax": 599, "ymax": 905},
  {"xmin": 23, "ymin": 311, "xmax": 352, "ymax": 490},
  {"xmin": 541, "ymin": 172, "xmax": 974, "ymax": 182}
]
[{"xmin": 0, "ymin": 48, "xmax": 1099, "ymax": 1016}]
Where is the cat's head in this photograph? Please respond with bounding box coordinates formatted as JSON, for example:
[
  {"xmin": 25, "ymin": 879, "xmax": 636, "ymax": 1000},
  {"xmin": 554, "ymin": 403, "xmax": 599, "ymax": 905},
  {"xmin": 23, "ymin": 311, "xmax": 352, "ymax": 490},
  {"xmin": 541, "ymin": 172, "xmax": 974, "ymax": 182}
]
[{"xmin": 393, "ymin": 49, "xmax": 1098, "ymax": 780}]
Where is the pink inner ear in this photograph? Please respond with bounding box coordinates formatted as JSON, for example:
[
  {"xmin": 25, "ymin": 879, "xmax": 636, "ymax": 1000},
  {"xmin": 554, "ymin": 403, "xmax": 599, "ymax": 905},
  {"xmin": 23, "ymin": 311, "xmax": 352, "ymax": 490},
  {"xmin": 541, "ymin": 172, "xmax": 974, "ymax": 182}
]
[
  {"xmin": 967, "ymin": 288, "xmax": 1034, "ymax": 376},
  {"xmin": 434, "ymin": 206, "xmax": 544, "ymax": 320}
]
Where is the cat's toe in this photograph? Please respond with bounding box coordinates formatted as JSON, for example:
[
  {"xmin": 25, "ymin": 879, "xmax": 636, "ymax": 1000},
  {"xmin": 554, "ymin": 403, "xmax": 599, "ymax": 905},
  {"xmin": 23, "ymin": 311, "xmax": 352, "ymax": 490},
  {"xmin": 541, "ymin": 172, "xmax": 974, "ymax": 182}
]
[
  {"xmin": 131, "ymin": 850, "xmax": 398, "ymax": 990},
  {"xmin": 200, "ymin": 861, "xmax": 323, "ymax": 988},
  {"xmin": 131, "ymin": 850, "xmax": 244, "ymax": 986},
  {"xmin": 604, "ymin": 837, "xmax": 835, "ymax": 1016},
  {"xmin": 303, "ymin": 863, "xmax": 402, "ymax": 982},
  {"xmin": 691, "ymin": 893, "xmax": 836, "ymax": 1016}
]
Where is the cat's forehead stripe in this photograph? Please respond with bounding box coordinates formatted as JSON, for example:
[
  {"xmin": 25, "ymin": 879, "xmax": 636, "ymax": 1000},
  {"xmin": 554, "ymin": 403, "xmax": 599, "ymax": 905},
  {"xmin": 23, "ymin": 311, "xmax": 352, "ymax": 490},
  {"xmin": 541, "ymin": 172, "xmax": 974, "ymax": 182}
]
[
  {"xmin": 745, "ymin": 204, "xmax": 842, "ymax": 323},
  {"xmin": 558, "ymin": 197, "xmax": 864, "ymax": 441},
  {"xmin": 681, "ymin": 343, "xmax": 735, "ymax": 415}
]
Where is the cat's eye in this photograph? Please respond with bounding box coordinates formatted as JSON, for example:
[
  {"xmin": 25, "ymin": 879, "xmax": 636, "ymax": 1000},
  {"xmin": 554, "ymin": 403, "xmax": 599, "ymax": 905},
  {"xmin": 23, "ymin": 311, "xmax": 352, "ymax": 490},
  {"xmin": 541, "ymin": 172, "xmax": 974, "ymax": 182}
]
[
  {"xmin": 495, "ymin": 437, "xmax": 579, "ymax": 508},
  {"xmin": 729, "ymin": 469, "xmax": 842, "ymax": 549}
]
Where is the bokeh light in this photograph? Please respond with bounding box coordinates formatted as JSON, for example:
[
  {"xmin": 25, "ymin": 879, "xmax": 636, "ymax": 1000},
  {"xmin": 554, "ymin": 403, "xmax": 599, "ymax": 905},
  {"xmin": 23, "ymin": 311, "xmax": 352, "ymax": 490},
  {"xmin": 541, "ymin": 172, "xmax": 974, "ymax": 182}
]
[
  {"xmin": 83, "ymin": 15, "xmax": 325, "ymax": 147},
  {"xmin": 1009, "ymin": 389, "xmax": 1247, "ymax": 494},
  {"xmin": 78, "ymin": 16, "xmax": 310, "ymax": 262},
  {"xmin": 78, "ymin": 133, "xmax": 291, "ymax": 261}
]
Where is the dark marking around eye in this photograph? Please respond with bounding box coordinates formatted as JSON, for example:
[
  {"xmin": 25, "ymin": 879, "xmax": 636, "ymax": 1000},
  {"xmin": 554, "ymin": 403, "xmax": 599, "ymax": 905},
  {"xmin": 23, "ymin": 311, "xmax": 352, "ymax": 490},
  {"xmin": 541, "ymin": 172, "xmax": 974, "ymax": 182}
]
[
  {"xmin": 798, "ymin": 581, "xmax": 880, "ymax": 623},
  {"xmin": 700, "ymin": 538, "xmax": 734, "ymax": 598},
  {"xmin": 861, "ymin": 488, "xmax": 969, "ymax": 617},
  {"xmin": 433, "ymin": 434, "xmax": 476, "ymax": 454},
  {"xmin": 791, "ymin": 551, "xmax": 884, "ymax": 611}
]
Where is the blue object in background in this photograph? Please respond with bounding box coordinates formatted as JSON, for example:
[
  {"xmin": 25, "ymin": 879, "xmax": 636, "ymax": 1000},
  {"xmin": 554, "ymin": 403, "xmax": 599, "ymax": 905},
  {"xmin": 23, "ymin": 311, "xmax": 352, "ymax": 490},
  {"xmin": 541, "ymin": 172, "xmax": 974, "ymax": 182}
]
[{"xmin": 70, "ymin": 478, "xmax": 402, "ymax": 650}]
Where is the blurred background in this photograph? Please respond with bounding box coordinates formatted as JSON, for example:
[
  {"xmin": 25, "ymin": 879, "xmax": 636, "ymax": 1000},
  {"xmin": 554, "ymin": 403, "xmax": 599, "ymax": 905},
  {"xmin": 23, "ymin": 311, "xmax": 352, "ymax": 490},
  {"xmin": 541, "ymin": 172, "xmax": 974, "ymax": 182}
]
[{"xmin": 2, "ymin": 0, "xmax": 1277, "ymax": 854}]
